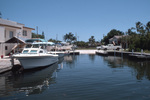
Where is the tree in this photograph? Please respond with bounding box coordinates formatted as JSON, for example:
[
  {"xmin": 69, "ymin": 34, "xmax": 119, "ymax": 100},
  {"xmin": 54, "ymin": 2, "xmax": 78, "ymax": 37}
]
[
  {"xmin": 32, "ymin": 32, "xmax": 45, "ymax": 39},
  {"xmin": 63, "ymin": 32, "xmax": 76, "ymax": 44},
  {"xmin": 146, "ymin": 21, "xmax": 150, "ymax": 33},
  {"xmin": 42, "ymin": 31, "xmax": 45, "ymax": 39},
  {"xmin": 32, "ymin": 33, "xmax": 37, "ymax": 38},
  {"xmin": 136, "ymin": 21, "xmax": 146, "ymax": 35},
  {"xmin": 76, "ymin": 41, "xmax": 88, "ymax": 47},
  {"xmin": 88, "ymin": 36, "xmax": 95, "ymax": 46},
  {"xmin": 48, "ymin": 38, "xmax": 61, "ymax": 43},
  {"xmin": 102, "ymin": 29, "xmax": 124, "ymax": 44},
  {"xmin": 127, "ymin": 27, "xmax": 136, "ymax": 35}
]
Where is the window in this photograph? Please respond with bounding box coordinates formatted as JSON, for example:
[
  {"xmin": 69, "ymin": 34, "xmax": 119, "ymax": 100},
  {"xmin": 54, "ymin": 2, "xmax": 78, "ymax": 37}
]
[
  {"xmin": 32, "ymin": 44, "xmax": 39, "ymax": 48},
  {"xmin": 23, "ymin": 50, "xmax": 29, "ymax": 53},
  {"xmin": 9, "ymin": 31, "xmax": 13, "ymax": 38},
  {"xmin": 5, "ymin": 46, "xmax": 8, "ymax": 50},
  {"xmin": 30, "ymin": 50, "xmax": 37, "ymax": 53},
  {"xmin": 23, "ymin": 30, "xmax": 27, "ymax": 36},
  {"xmin": 39, "ymin": 50, "xmax": 43, "ymax": 53}
]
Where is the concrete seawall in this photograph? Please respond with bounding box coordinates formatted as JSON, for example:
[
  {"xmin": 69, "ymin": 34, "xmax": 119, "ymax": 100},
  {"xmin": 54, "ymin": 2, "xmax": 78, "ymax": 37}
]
[
  {"xmin": 0, "ymin": 57, "xmax": 20, "ymax": 74},
  {"xmin": 75, "ymin": 50, "xmax": 97, "ymax": 54}
]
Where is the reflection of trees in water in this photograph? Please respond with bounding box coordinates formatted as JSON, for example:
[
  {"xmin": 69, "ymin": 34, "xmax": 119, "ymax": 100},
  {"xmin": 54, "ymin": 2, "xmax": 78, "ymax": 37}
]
[
  {"xmin": 103, "ymin": 56, "xmax": 150, "ymax": 80},
  {"xmin": 88, "ymin": 54, "xmax": 95, "ymax": 62},
  {"xmin": 126, "ymin": 60, "xmax": 150, "ymax": 80},
  {"xmin": 63, "ymin": 55, "xmax": 78, "ymax": 68}
]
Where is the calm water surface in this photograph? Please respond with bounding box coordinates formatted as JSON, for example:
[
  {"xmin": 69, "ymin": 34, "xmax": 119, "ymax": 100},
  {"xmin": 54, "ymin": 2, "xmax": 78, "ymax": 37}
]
[{"xmin": 1, "ymin": 54, "xmax": 150, "ymax": 100}]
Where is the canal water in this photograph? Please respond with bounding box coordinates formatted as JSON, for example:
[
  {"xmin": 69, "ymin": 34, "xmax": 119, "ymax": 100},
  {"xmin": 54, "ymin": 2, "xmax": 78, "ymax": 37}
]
[{"xmin": 1, "ymin": 54, "xmax": 150, "ymax": 100}]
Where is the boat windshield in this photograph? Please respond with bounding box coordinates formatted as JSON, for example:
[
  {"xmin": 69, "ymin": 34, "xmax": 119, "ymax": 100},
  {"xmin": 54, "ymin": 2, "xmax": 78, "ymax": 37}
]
[
  {"xmin": 25, "ymin": 44, "xmax": 32, "ymax": 48},
  {"xmin": 32, "ymin": 44, "xmax": 40, "ymax": 48},
  {"xmin": 30, "ymin": 50, "xmax": 38, "ymax": 53},
  {"xmin": 23, "ymin": 50, "xmax": 29, "ymax": 53},
  {"xmin": 32, "ymin": 44, "xmax": 47, "ymax": 49}
]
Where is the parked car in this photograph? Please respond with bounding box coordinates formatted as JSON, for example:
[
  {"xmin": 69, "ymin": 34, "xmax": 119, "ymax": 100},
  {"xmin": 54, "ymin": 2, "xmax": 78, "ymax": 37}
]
[
  {"xmin": 101, "ymin": 44, "xmax": 122, "ymax": 50},
  {"xmin": 96, "ymin": 46, "xmax": 101, "ymax": 50}
]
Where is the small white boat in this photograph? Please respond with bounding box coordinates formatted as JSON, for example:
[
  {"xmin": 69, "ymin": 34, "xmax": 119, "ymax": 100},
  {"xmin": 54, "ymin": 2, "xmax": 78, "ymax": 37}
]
[
  {"xmin": 13, "ymin": 43, "xmax": 58, "ymax": 69},
  {"xmin": 48, "ymin": 51, "xmax": 69, "ymax": 58}
]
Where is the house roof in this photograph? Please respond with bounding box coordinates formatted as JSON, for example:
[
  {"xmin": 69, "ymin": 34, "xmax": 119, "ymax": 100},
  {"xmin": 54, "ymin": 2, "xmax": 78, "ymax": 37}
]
[
  {"xmin": 0, "ymin": 23, "xmax": 21, "ymax": 29},
  {"xmin": 23, "ymin": 26, "xmax": 35, "ymax": 30},
  {"xmin": 5, "ymin": 36, "xmax": 27, "ymax": 43},
  {"xmin": 109, "ymin": 35, "xmax": 126, "ymax": 41},
  {"xmin": 0, "ymin": 18, "xmax": 34, "ymax": 30}
]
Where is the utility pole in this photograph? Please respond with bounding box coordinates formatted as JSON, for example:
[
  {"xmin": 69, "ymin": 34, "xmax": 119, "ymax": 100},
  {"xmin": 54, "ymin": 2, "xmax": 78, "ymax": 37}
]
[
  {"xmin": 75, "ymin": 32, "xmax": 77, "ymax": 41},
  {"xmin": 0, "ymin": 12, "xmax": 2, "ymax": 18},
  {"xmin": 56, "ymin": 34, "xmax": 58, "ymax": 43},
  {"xmin": 126, "ymin": 32, "xmax": 128, "ymax": 49},
  {"xmin": 36, "ymin": 26, "xmax": 38, "ymax": 38}
]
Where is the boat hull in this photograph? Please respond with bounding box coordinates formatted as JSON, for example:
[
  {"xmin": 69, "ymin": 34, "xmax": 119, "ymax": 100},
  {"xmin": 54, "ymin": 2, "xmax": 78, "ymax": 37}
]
[{"xmin": 15, "ymin": 56, "xmax": 58, "ymax": 69}]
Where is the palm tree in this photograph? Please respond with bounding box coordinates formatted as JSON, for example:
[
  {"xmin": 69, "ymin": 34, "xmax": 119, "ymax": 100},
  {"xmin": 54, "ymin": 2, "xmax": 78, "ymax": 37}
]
[
  {"xmin": 136, "ymin": 21, "xmax": 145, "ymax": 35},
  {"xmin": 63, "ymin": 32, "xmax": 76, "ymax": 44},
  {"xmin": 89, "ymin": 36, "xmax": 95, "ymax": 46},
  {"xmin": 146, "ymin": 21, "xmax": 150, "ymax": 33}
]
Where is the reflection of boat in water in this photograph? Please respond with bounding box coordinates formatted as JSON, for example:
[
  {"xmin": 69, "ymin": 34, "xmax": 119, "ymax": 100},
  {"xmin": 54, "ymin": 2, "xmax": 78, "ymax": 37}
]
[
  {"xmin": 0, "ymin": 59, "xmax": 63, "ymax": 97},
  {"xmin": 13, "ymin": 42, "xmax": 58, "ymax": 69}
]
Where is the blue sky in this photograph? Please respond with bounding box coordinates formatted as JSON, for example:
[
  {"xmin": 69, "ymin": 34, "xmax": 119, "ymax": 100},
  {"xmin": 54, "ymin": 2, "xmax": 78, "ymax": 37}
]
[{"xmin": 0, "ymin": 0, "xmax": 150, "ymax": 42}]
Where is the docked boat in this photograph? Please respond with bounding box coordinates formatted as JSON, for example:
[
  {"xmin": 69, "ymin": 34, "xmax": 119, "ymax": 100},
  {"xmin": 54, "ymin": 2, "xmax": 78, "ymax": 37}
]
[
  {"xmin": 48, "ymin": 51, "xmax": 69, "ymax": 59},
  {"xmin": 13, "ymin": 43, "xmax": 58, "ymax": 69}
]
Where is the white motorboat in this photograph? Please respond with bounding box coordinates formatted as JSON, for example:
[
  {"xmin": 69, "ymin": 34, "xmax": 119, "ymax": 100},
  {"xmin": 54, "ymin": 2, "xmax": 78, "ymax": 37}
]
[{"xmin": 13, "ymin": 43, "xmax": 58, "ymax": 69}]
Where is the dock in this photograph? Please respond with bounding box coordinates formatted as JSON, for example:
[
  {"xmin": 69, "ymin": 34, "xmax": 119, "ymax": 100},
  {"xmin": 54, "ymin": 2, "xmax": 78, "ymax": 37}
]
[
  {"xmin": 75, "ymin": 50, "xmax": 97, "ymax": 54},
  {"xmin": 0, "ymin": 57, "xmax": 20, "ymax": 74},
  {"xmin": 69, "ymin": 51, "xmax": 80, "ymax": 55},
  {"xmin": 96, "ymin": 50, "xmax": 150, "ymax": 60},
  {"xmin": 96, "ymin": 50, "xmax": 108, "ymax": 56}
]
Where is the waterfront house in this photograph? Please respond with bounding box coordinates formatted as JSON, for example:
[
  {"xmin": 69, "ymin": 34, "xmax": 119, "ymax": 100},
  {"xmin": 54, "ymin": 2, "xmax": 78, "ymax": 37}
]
[
  {"xmin": 0, "ymin": 18, "xmax": 34, "ymax": 57},
  {"xmin": 109, "ymin": 35, "xmax": 122, "ymax": 45},
  {"xmin": 109, "ymin": 35, "xmax": 128, "ymax": 49}
]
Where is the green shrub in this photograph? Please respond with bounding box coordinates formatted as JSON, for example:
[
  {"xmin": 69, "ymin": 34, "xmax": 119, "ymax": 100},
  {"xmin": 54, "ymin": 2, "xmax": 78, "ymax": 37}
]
[
  {"xmin": 136, "ymin": 48, "xmax": 141, "ymax": 52},
  {"xmin": 129, "ymin": 44, "xmax": 135, "ymax": 52}
]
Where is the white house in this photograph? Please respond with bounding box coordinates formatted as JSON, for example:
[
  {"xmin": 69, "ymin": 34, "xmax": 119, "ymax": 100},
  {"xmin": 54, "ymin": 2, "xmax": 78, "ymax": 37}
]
[
  {"xmin": 0, "ymin": 18, "xmax": 34, "ymax": 57},
  {"xmin": 109, "ymin": 35, "xmax": 127, "ymax": 45}
]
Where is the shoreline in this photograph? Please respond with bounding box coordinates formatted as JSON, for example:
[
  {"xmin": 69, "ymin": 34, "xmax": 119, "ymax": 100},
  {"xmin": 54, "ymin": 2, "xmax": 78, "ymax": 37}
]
[{"xmin": 1, "ymin": 49, "xmax": 150, "ymax": 74}]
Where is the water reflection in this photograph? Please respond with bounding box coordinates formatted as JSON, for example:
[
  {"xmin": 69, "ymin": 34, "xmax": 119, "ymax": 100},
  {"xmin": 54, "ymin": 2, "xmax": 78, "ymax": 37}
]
[
  {"xmin": 88, "ymin": 54, "xmax": 95, "ymax": 62},
  {"xmin": 63, "ymin": 55, "xmax": 78, "ymax": 68},
  {"xmin": 103, "ymin": 55, "xmax": 150, "ymax": 80},
  {"xmin": 103, "ymin": 56, "xmax": 124, "ymax": 68},
  {"xmin": 0, "ymin": 58, "xmax": 64, "ymax": 97}
]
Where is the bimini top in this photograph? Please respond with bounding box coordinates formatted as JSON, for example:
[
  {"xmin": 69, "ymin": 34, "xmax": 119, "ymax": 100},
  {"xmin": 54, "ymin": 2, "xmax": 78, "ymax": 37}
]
[
  {"xmin": 25, "ymin": 38, "xmax": 47, "ymax": 43},
  {"xmin": 32, "ymin": 42, "xmax": 55, "ymax": 45}
]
